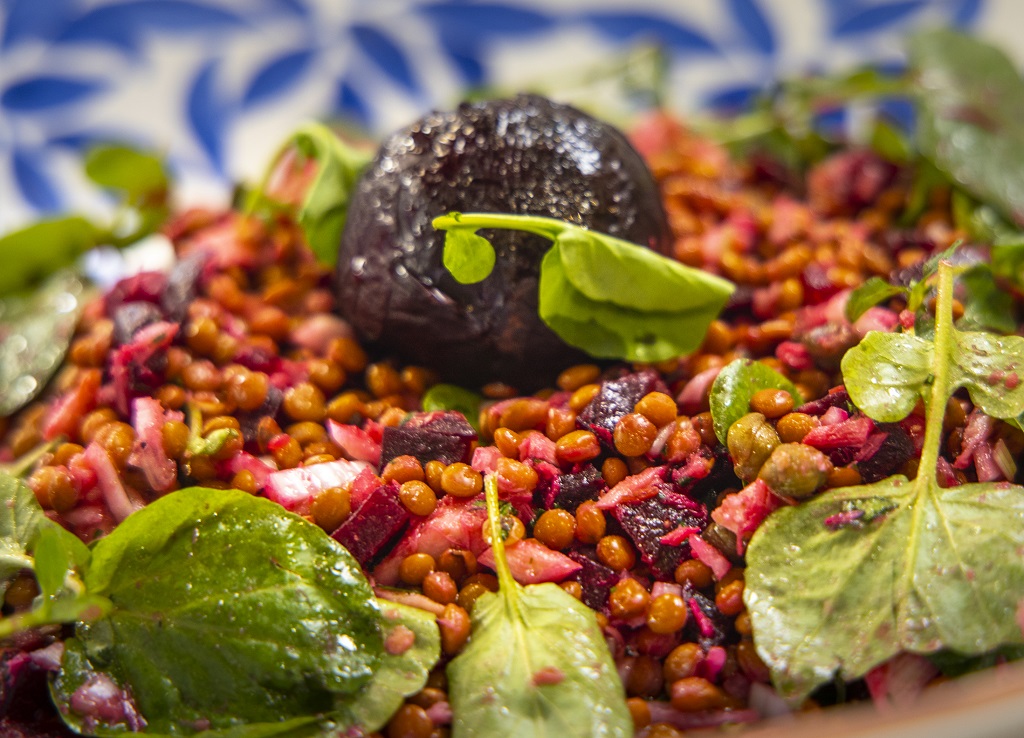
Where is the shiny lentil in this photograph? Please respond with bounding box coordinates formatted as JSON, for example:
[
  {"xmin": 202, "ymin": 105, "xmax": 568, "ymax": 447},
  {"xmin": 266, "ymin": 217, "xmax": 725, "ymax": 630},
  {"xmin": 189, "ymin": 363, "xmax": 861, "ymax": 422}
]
[
  {"xmin": 609, "ymin": 578, "xmax": 651, "ymax": 620},
  {"xmin": 386, "ymin": 703, "xmax": 434, "ymax": 738},
  {"xmin": 568, "ymin": 383, "xmax": 601, "ymax": 412},
  {"xmin": 670, "ymin": 677, "xmax": 732, "ymax": 712},
  {"xmin": 545, "ymin": 406, "xmax": 577, "ymax": 441},
  {"xmin": 439, "ymin": 603, "xmax": 471, "ymax": 654},
  {"xmin": 495, "ymin": 457, "xmax": 538, "ymax": 493},
  {"xmin": 674, "ymin": 559, "xmax": 714, "ymax": 589},
  {"xmin": 663, "ymin": 643, "xmax": 702, "ymax": 683},
  {"xmin": 775, "ymin": 412, "xmax": 819, "ymax": 443},
  {"xmin": 555, "ymin": 430, "xmax": 601, "ymax": 464},
  {"xmin": 437, "ymin": 549, "xmax": 476, "ymax": 583},
  {"xmin": 283, "ymin": 382, "xmax": 326, "ymax": 422},
  {"xmin": 647, "ymin": 593, "xmax": 688, "ymax": 634},
  {"xmin": 601, "ymin": 457, "xmax": 629, "ymax": 487},
  {"xmin": 399, "ymin": 553, "xmax": 436, "ymax": 586},
  {"xmin": 532, "ymin": 509, "xmax": 576, "ymax": 550},
  {"xmin": 614, "ymin": 412, "xmax": 658, "ymax": 456},
  {"xmin": 310, "ymin": 486, "xmax": 351, "ymax": 531},
  {"xmin": 399, "ymin": 480, "xmax": 438, "ymax": 517},
  {"xmin": 635, "ymin": 392, "xmax": 678, "ymax": 428},
  {"xmin": 383, "ymin": 455, "xmax": 425, "ymax": 484},
  {"xmin": 597, "ymin": 534, "xmax": 637, "ymax": 572},
  {"xmin": 421, "ymin": 571, "xmax": 457, "ymax": 605},
  {"xmin": 749, "ymin": 388, "xmax": 794, "ymax": 418},
  {"xmin": 440, "ymin": 463, "xmax": 482, "ymax": 498},
  {"xmin": 574, "ymin": 501, "xmax": 607, "ymax": 544}
]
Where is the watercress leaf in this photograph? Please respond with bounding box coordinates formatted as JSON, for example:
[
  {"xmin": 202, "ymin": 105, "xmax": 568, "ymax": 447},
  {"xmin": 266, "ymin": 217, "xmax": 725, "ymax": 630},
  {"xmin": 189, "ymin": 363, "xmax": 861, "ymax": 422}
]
[
  {"xmin": 951, "ymin": 328, "xmax": 1024, "ymax": 418},
  {"xmin": 844, "ymin": 276, "xmax": 907, "ymax": 322},
  {"xmin": 956, "ymin": 265, "xmax": 1018, "ymax": 334},
  {"xmin": 0, "ymin": 271, "xmax": 90, "ymax": 416},
  {"xmin": 31, "ymin": 523, "xmax": 87, "ymax": 600},
  {"xmin": 421, "ymin": 384, "xmax": 483, "ymax": 431},
  {"xmin": 539, "ymin": 246, "xmax": 722, "ymax": 363},
  {"xmin": 555, "ymin": 228, "xmax": 734, "ymax": 313},
  {"xmin": 840, "ymin": 331, "xmax": 933, "ymax": 422},
  {"xmin": 710, "ymin": 359, "xmax": 803, "ymax": 444},
  {"xmin": 909, "ymin": 29, "xmax": 1024, "ymax": 227},
  {"xmin": 745, "ymin": 477, "xmax": 1024, "ymax": 703},
  {"xmin": 335, "ymin": 600, "xmax": 441, "ymax": 733},
  {"xmin": 0, "ymin": 470, "xmax": 46, "ymax": 598},
  {"xmin": 84, "ymin": 144, "xmax": 168, "ymax": 202},
  {"xmin": 0, "ymin": 217, "xmax": 97, "ymax": 297},
  {"xmin": 286, "ymin": 122, "xmax": 373, "ymax": 266},
  {"xmin": 61, "ymin": 487, "xmax": 384, "ymax": 734},
  {"xmin": 447, "ymin": 476, "xmax": 630, "ymax": 738},
  {"xmin": 442, "ymin": 229, "xmax": 496, "ymax": 284}
]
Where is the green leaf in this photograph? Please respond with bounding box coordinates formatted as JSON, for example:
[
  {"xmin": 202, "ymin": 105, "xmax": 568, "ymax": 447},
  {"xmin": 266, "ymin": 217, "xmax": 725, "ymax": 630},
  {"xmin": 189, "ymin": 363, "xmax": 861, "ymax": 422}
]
[
  {"xmin": 447, "ymin": 476, "xmax": 631, "ymax": 738},
  {"xmin": 539, "ymin": 247, "xmax": 723, "ymax": 363},
  {"xmin": 0, "ymin": 471, "xmax": 47, "ymax": 599},
  {"xmin": 256, "ymin": 122, "xmax": 373, "ymax": 266},
  {"xmin": 55, "ymin": 487, "xmax": 384, "ymax": 734},
  {"xmin": 844, "ymin": 276, "xmax": 907, "ymax": 322},
  {"xmin": 840, "ymin": 331, "xmax": 934, "ymax": 422},
  {"xmin": 0, "ymin": 217, "xmax": 98, "ymax": 297},
  {"xmin": 709, "ymin": 359, "xmax": 803, "ymax": 444},
  {"xmin": 434, "ymin": 212, "xmax": 734, "ymax": 364},
  {"xmin": 909, "ymin": 29, "xmax": 1024, "ymax": 227},
  {"xmin": 84, "ymin": 144, "xmax": 168, "ymax": 201},
  {"xmin": 868, "ymin": 118, "xmax": 911, "ymax": 163},
  {"xmin": 745, "ymin": 476, "xmax": 1024, "ymax": 703},
  {"xmin": 32, "ymin": 524, "xmax": 89, "ymax": 600},
  {"xmin": 556, "ymin": 229, "xmax": 734, "ymax": 313},
  {"xmin": 335, "ymin": 600, "xmax": 441, "ymax": 732},
  {"xmin": 421, "ymin": 384, "xmax": 483, "ymax": 431},
  {"xmin": 957, "ymin": 265, "xmax": 1017, "ymax": 334},
  {"xmin": 0, "ymin": 270, "xmax": 90, "ymax": 416},
  {"xmin": 442, "ymin": 229, "xmax": 497, "ymax": 284}
]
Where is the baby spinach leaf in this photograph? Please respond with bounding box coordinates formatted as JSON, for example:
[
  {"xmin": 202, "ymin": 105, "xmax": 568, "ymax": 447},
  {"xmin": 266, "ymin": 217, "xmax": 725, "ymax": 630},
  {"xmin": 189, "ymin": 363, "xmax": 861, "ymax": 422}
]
[
  {"xmin": 422, "ymin": 383, "xmax": 483, "ymax": 431},
  {"xmin": 447, "ymin": 476, "xmax": 631, "ymax": 738},
  {"xmin": 434, "ymin": 212, "xmax": 734, "ymax": 364},
  {"xmin": 844, "ymin": 276, "xmax": 907, "ymax": 322},
  {"xmin": 709, "ymin": 359, "xmax": 802, "ymax": 444},
  {"xmin": 56, "ymin": 487, "xmax": 384, "ymax": 735},
  {"xmin": 335, "ymin": 600, "xmax": 441, "ymax": 733},
  {"xmin": 747, "ymin": 261, "xmax": 1024, "ymax": 703},
  {"xmin": 0, "ymin": 270, "xmax": 90, "ymax": 417},
  {"xmin": 745, "ymin": 476, "xmax": 1024, "ymax": 702},
  {"xmin": 909, "ymin": 29, "xmax": 1024, "ymax": 227},
  {"xmin": 254, "ymin": 122, "xmax": 373, "ymax": 266},
  {"xmin": 0, "ymin": 217, "xmax": 98, "ymax": 297}
]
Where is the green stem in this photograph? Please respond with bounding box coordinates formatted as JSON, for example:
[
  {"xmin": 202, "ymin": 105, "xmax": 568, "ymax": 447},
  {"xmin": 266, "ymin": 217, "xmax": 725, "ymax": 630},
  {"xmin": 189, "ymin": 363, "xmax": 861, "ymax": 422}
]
[
  {"xmin": 483, "ymin": 475, "xmax": 516, "ymax": 597},
  {"xmin": 432, "ymin": 213, "xmax": 567, "ymax": 243},
  {"xmin": 916, "ymin": 261, "xmax": 957, "ymax": 488}
]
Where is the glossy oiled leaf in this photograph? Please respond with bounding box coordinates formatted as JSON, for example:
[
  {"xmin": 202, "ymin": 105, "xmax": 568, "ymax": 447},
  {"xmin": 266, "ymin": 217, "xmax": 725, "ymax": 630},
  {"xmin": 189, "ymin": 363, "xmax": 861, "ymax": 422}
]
[
  {"xmin": 710, "ymin": 359, "xmax": 803, "ymax": 444},
  {"xmin": 840, "ymin": 331, "xmax": 934, "ymax": 422},
  {"xmin": 0, "ymin": 471, "xmax": 47, "ymax": 599},
  {"xmin": 950, "ymin": 329, "xmax": 1024, "ymax": 418},
  {"xmin": 555, "ymin": 229, "xmax": 733, "ymax": 313},
  {"xmin": 336, "ymin": 600, "xmax": 441, "ymax": 732},
  {"xmin": 447, "ymin": 475, "xmax": 630, "ymax": 738},
  {"xmin": 844, "ymin": 276, "xmax": 907, "ymax": 322},
  {"xmin": 62, "ymin": 487, "xmax": 383, "ymax": 734},
  {"xmin": 909, "ymin": 29, "xmax": 1024, "ymax": 227},
  {"xmin": 448, "ymin": 582, "xmax": 630, "ymax": 738},
  {"xmin": 32, "ymin": 523, "xmax": 89, "ymax": 601},
  {"xmin": 745, "ymin": 477, "xmax": 1024, "ymax": 703},
  {"xmin": 0, "ymin": 271, "xmax": 89, "ymax": 416}
]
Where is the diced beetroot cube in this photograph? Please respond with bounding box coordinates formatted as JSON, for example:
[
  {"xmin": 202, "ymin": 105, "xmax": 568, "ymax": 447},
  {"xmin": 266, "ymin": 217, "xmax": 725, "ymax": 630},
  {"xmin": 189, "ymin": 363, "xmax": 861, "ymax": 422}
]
[
  {"xmin": 795, "ymin": 386, "xmax": 849, "ymax": 416},
  {"xmin": 478, "ymin": 539, "xmax": 582, "ymax": 585},
  {"xmin": 614, "ymin": 491, "xmax": 707, "ymax": 579},
  {"xmin": 544, "ymin": 465, "xmax": 605, "ymax": 510},
  {"xmin": 856, "ymin": 424, "xmax": 915, "ymax": 483},
  {"xmin": 104, "ymin": 271, "xmax": 167, "ymax": 316},
  {"xmin": 566, "ymin": 549, "xmax": 618, "ymax": 611},
  {"xmin": 113, "ymin": 302, "xmax": 164, "ymax": 346},
  {"xmin": 686, "ymin": 591, "xmax": 731, "ymax": 649},
  {"xmin": 380, "ymin": 411, "xmax": 476, "ymax": 467},
  {"xmin": 331, "ymin": 481, "xmax": 410, "ymax": 567},
  {"xmin": 161, "ymin": 251, "xmax": 207, "ymax": 322},
  {"xmin": 803, "ymin": 416, "xmax": 874, "ymax": 449},
  {"xmin": 577, "ymin": 369, "xmax": 665, "ymax": 448}
]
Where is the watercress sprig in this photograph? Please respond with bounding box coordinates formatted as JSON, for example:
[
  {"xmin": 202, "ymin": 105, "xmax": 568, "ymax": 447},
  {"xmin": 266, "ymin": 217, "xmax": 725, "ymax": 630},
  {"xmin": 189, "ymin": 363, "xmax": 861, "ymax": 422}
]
[
  {"xmin": 744, "ymin": 260, "xmax": 1024, "ymax": 703},
  {"xmin": 446, "ymin": 475, "xmax": 631, "ymax": 738},
  {"xmin": 248, "ymin": 122, "xmax": 373, "ymax": 266},
  {"xmin": 433, "ymin": 212, "xmax": 735, "ymax": 363}
]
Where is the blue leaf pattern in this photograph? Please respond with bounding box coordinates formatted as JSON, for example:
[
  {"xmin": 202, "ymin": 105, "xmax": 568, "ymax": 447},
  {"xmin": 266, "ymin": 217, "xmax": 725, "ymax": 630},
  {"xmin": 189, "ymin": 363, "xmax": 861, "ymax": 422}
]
[
  {"xmin": 186, "ymin": 59, "xmax": 228, "ymax": 174},
  {"xmin": 12, "ymin": 151, "xmax": 62, "ymax": 211},
  {"xmin": 0, "ymin": 0, "xmax": 1007, "ymax": 228},
  {"xmin": 351, "ymin": 25, "xmax": 418, "ymax": 94},
  {"xmin": 728, "ymin": 0, "xmax": 775, "ymax": 54},
  {"xmin": 242, "ymin": 49, "xmax": 315, "ymax": 107},
  {"xmin": 1, "ymin": 76, "xmax": 105, "ymax": 111},
  {"xmin": 583, "ymin": 12, "xmax": 717, "ymax": 54},
  {"xmin": 831, "ymin": 1, "xmax": 927, "ymax": 37}
]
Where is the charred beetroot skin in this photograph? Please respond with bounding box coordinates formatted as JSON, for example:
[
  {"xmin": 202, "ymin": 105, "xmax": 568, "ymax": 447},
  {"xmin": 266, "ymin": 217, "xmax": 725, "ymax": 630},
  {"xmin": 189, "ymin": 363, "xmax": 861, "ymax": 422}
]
[{"xmin": 336, "ymin": 94, "xmax": 671, "ymax": 390}]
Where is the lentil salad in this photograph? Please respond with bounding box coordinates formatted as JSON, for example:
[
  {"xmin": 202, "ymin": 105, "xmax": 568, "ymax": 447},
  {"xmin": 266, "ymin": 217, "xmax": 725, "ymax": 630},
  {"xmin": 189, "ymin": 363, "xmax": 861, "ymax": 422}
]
[{"xmin": 3, "ymin": 26, "xmax": 1024, "ymax": 738}]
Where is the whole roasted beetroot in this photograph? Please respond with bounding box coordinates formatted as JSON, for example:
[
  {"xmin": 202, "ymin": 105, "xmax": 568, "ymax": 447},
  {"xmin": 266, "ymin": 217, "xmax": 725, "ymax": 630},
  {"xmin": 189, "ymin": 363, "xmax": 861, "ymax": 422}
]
[{"xmin": 336, "ymin": 94, "xmax": 671, "ymax": 390}]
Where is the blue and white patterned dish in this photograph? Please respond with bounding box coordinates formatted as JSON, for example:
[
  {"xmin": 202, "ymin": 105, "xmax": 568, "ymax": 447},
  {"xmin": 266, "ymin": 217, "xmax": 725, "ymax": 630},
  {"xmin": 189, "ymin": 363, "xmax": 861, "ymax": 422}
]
[{"xmin": 3, "ymin": 0, "xmax": 1023, "ymax": 232}]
